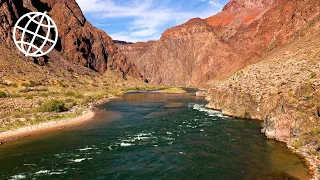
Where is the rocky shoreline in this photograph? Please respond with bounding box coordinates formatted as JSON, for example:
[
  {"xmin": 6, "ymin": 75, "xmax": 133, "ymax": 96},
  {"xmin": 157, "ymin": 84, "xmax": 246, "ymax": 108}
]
[{"xmin": 205, "ymin": 92, "xmax": 320, "ymax": 180}]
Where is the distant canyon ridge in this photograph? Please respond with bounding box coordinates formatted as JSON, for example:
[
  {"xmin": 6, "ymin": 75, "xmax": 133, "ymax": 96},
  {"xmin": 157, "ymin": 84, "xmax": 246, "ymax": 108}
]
[
  {"xmin": 2, "ymin": 0, "xmax": 319, "ymax": 87},
  {"xmin": 117, "ymin": 0, "xmax": 320, "ymax": 87}
]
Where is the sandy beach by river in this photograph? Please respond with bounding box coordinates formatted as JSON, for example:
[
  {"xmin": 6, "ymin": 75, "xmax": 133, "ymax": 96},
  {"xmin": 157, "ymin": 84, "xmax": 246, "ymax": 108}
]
[{"xmin": 0, "ymin": 109, "xmax": 95, "ymax": 143}]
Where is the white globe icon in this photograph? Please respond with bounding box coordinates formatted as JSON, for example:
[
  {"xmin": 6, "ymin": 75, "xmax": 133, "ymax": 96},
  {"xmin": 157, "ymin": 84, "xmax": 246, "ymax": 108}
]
[{"xmin": 13, "ymin": 12, "xmax": 58, "ymax": 57}]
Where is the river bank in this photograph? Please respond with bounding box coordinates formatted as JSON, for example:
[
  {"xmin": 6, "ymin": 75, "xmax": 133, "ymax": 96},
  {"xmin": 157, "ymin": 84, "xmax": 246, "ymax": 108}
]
[
  {"xmin": 0, "ymin": 95, "xmax": 118, "ymax": 143},
  {"xmin": 0, "ymin": 87, "xmax": 185, "ymax": 144},
  {"xmin": 205, "ymin": 92, "xmax": 320, "ymax": 180},
  {"xmin": 0, "ymin": 109, "xmax": 95, "ymax": 143}
]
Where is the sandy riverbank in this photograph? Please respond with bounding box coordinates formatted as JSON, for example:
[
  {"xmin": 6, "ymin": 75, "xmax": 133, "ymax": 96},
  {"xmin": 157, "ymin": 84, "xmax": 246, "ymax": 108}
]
[{"xmin": 0, "ymin": 109, "xmax": 95, "ymax": 143}]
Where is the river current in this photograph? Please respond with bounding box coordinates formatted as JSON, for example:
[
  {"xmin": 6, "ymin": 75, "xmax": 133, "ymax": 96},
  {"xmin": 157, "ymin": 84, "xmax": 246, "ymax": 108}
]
[{"xmin": 0, "ymin": 93, "xmax": 310, "ymax": 179}]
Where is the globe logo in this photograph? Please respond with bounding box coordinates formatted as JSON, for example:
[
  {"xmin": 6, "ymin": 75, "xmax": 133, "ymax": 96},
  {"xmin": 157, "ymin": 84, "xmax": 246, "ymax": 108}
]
[{"xmin": 13, "ymin": 12, "xmax": 58, "ymax": 57}]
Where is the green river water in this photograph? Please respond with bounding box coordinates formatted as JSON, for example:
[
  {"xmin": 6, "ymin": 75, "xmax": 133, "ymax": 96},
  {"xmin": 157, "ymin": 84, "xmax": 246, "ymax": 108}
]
[{"xmin": 0, "ymin": 93, "xmax": 310, "ymax": 179}]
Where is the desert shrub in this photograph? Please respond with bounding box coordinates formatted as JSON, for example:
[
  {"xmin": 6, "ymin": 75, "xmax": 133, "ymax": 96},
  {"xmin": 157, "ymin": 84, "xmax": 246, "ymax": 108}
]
[
  {"xmin": 58, "ymin": 81, "xmax": 68, "ymax": 88},
  {"xmin": 19, "ymin": 87, "xmax": 33, "ymax": 93},
  {"xmin": 29, "ymin": 80, "xmax": 40, "ymax": 87},
  {"xmin": 65, "ymin": 102, "xmax": 77, "ymax": 109},
  {"xmin": 0, "ymin": 91, "xmax": 7, "ymax": 98},
  {"xmin": 34, "ymin": 88, "xmax": 48, "ymax": 92},
  {"xmin": 67, "ymin": 68, "xmax": 74, "ymax": 73},
  {"xmin": 21, "ymin": 80, "xmax": 40, "ymax": 87},
  {"xmin": 304, "ymin": 94, "xmax": 313, "ymax": 100},
  {"xmin": 65, "ymin": 91, "xmax": 76, "ymax": 97},
  {"xmin": 312, "ymin": 128, "xmax": 320, "ymax": 135},
  {"xmin": 40, "ymin": 100, "xmax": 67, "ymax": 112},
  {"xmin": 65, "ymin": 98, "xmax": 74, "ymax": 103},
  {"xmin": 75, "ymin": 93, "xmax": 84, "ymax": 99},
  {"xmin": 0, "ymin": 81, "xmax": 17, "ymax": 87},
  {"xmin": 25, "ymin": 95, "xmax": 34, "ymax": 100},
  {"xmin": 9, "ymin": 93, "xmax": 22, "ymax": 98},
  {"xmin": 292, "ymin": 139, "xmax": 304, "ymax": 149},
  {"xmin": 38, "ymin": 93, "xmax": 49, "ymax": 97},
  {"xmin": 107, "ymin": 89, "xmax": 125, "ymax": 96},
  {"xmin": 310, "ymin": 72, "xmax": 317, "ymax": 78},
  {"xmin": 92, "ymin": 83, "xmax": 99, "ymax": 87}
]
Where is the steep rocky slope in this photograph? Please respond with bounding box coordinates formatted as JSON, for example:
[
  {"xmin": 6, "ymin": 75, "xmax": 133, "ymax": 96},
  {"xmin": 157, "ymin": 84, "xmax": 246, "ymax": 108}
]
[
  {"xmin": 0, "ymin": 0, "xmax": 149, "ymax": 131},
  {"xmin": 206, "ymin": 30, "xmax": 320, "ymax": 178},
  {"xmin": 116, "ymin": 41, "xmax": 155, "ymax": 80},
  {"xmin": 121, "ymin": 0, "xmax": 320, "ymax": 86},
  {"xmin": 0, "ymin": 0, "xmax": 142, "ymax": 78}
]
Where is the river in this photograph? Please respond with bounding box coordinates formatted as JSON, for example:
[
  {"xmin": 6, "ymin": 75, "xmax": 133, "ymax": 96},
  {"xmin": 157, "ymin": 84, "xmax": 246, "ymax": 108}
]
[{"xmin": 0, "ymin": 93, "xmax": 310, "ymax": 179}]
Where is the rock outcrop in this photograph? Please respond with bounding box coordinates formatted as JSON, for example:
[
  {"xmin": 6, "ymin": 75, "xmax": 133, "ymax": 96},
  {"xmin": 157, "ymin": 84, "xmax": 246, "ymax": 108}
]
[
  {"xmin": 0, "ymin": 0, "xmax": 142, "ymax": 78},
  {"xmin": 121, "ymin": 0, "xmax": 320, "ymax": 86},
  {"xmin": 206, "ymin": 31, "xmax": 320, "ymax": 178}
]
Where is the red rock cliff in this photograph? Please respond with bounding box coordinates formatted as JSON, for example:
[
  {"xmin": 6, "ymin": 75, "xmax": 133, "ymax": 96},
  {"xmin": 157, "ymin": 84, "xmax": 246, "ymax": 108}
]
[
  {"xmin": 0, "ymin": 0, "xmax": 142, "ymax": 78},
  {"xmin": 121, "ymin": 0, "xmax": 320, "ymax": 86}
]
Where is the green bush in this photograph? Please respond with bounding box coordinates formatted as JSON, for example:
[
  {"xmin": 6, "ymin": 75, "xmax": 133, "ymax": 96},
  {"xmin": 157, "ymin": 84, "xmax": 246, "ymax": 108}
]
[
  {"xmin": 304, "ymin": 94, "xmax": 313, "ymax": 100},
  {"xmin": 40, "ymin": 100, "xmax": 67, "ymax": 112},
  {"xmin": 0, "ymin": 91, "xmax": 7, "ymax": 98}
]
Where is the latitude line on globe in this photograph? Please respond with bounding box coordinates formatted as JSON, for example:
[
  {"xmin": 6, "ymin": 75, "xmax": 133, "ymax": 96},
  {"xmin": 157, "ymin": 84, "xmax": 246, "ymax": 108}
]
[
  {"xmin": 16, "ymin": 26, "xmax": 55, "ymax": 43},
  {"xmin": 26, "ymin": 13, "xmax": 46, "ymax": 55},
  {"xmin": 26, "ymin": 14, "xmax": 56, "ymax": 28},
  {"xmin": 15, "ymin": 41, "xmax": 44, "ymax": 54}
]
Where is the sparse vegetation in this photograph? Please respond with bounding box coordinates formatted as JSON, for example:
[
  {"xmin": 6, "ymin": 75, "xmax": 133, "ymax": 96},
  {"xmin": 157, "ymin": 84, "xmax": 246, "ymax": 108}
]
[
  {"xmin": 244, "ymin": 108, "xmax": 251, "ymax": 119},
  {"xmin": 292, "ymin": 139, "xmax": 304, "ymax": 149},
  {"xmin": 0, "ymin": 91, "xmax": 7, "ymax": 98},
  {"xmin": 312, "ymin": 128, "xmax": 320, "ymax": 135},
  {"xmin": 65, "ymin": 91, "xmax": 76, "ymax": 97},
  {"xmin": 67, "ymin": 68, "xmax": 74, "ymax": 73},
  {"xmin": 304, "ymin": 94, "xmax": 313, "ymax": 100},
  {"xmin": 40, "ymin": 100, "xmax": 67, "ymax": 112},
  {"xmin": 19, "ymin": 87, "xmax": 33, "ymax": 93},
  {"xmin": 106, "ymin": 89, "xmax": 126, "ymax": 96},
  {"xmin": 310, "ymin": 71, "xmax": 317, "ymax": 78},
  {"xmin": 154, "ymin": 87, "xmax": 186, "ymax": 93},
  {"xmin": 25, "ymin": 95, "xmax": 34, "ymax": 100},
  {"xmin": 38, "ymin": 93, "xmax": 49, "ymax": 97}
]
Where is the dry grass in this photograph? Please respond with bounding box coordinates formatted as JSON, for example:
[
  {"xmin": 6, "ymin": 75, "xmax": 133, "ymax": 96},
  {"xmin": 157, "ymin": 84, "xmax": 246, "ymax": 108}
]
[
  {"xmin": 0, "ymin": 45, "xmax": 159, "ymax": 131},
  {"xmin": 154, "ymin": 87, "xmax": 186, "ymax": 93}
]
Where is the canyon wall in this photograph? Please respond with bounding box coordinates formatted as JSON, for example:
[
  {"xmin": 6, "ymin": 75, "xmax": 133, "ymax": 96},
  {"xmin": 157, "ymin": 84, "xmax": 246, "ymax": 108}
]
[
  {"xmin": 121, "ymin": 0, "xmax": 320, "ymax": 86},
  {"xmin": 0, "ymin": 0, "xmax": 142, "ymax": 78},
  {"xmin": 205, "ymin": 30, "xmax": 320, "ymax": 177}
]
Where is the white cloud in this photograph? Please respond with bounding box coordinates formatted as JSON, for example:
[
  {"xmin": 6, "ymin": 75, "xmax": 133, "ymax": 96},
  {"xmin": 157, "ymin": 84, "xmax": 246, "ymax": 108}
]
[
  {"xmin": 208, "ymin": 0, "xmax": 222, "ymax": 7},
  {"xmin": 76, "ymin": 0, "xmax": 224, "ymax": 42}
]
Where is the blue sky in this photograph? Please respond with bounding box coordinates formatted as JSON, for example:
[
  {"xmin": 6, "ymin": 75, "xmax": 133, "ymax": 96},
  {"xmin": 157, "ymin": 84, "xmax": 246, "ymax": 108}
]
[{"xmin": 76, "ymin": 0, "xmax": 229, "ymax": 42}]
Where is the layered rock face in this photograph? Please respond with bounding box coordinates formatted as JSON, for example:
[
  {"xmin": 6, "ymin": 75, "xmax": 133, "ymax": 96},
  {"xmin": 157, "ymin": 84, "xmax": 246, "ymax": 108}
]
[
  {"xmin": 0, "ymin": 0, "xmax": 142, "ymax": 78},
  {"xmin": 116, "ymin": 41, "xmax": 155, "ymax": 79},
  {"xmin": 121, "ymin": 0, "xmax": 320, "ymax": 86},
  {"xmin": 206, "ymin": 30, "xmax": 320, "ymax": 177}
]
